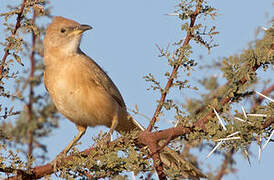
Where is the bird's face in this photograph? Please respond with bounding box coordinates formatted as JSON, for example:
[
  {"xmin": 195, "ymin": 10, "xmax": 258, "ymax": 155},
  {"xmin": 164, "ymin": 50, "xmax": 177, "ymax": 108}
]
[{"xmin": 44, "ymin": 16, "xmax": 92, "ymax": 54}]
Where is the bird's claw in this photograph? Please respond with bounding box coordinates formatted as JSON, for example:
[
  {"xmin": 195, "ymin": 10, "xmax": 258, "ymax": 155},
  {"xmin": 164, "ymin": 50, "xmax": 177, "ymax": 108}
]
[{"xmin": 50, "ymin": 151, "xmax": 67, "ymax": 172}]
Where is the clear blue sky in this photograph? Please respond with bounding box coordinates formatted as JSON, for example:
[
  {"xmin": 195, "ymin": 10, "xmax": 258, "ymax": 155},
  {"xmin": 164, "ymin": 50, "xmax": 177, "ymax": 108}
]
[{"xmin": 0, "ymin": 0, "xmax": 273, "ymax": 179}]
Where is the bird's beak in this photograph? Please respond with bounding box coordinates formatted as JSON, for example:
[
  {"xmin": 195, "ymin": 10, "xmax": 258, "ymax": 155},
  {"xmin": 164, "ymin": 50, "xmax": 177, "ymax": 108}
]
[
  {"xmin": 78, "ymin": 24, "xmax": 92, "ymax": 32},
  {"xmin": 69, "ymin": 24, "xmax": 92, "ymax": 36}
]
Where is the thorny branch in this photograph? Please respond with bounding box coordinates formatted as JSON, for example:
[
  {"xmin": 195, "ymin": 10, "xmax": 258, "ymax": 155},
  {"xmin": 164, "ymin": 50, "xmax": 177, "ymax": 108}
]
[
  {"xmin": 27, "ymin": 9, "xmax": 37, "ymax": 169},
  {"xmin": 145, "ymin": 2, "xmax": 203, "ymax": 179},
  {"xmin": 147, "ymin": 2, "xmax": 202, "ymax": 133},
  {"xmin": 194, "ymin": 63, "xmax": 262, "ymax": 130},
  {"xmin": 4, "ymin": 115, "xmax": 273, "ymax": 179},
  {"xmin": 0, "ymin": 0, "xmax": 27, "ymax": 80}
]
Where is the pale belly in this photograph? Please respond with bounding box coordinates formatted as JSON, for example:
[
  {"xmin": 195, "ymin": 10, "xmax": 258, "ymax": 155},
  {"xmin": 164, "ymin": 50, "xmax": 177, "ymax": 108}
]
[{"xmin": 45, "ymin": 69, "xmax": 117, "ymax": 128}]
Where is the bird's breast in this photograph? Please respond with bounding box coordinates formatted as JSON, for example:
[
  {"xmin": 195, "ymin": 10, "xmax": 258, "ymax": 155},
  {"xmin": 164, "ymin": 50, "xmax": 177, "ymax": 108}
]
[{"xmin": 44, "ymin": 61, "xmax": 117, "ymax": 128}]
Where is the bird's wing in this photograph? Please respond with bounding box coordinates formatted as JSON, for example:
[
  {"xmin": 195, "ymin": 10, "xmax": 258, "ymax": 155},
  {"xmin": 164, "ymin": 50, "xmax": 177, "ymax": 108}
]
[{"xmin": 83, "ymin": 55, "xmax": 126, "ymax": 108}]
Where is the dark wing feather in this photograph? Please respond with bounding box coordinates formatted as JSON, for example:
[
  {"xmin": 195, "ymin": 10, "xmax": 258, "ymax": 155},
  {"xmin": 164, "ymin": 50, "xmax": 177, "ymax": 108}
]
[{"xmin": 82, "ymin": 53, "xmax": 126, "ymax": 108}]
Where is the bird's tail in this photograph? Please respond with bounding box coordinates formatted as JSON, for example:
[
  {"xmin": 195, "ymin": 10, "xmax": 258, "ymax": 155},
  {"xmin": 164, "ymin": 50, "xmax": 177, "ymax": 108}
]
[{"xmin": 127, "ymin": 115, "xmax": 207, "ymax": 179}]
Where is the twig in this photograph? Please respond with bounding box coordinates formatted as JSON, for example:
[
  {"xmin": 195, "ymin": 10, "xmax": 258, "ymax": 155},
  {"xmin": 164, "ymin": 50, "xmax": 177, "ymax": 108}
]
[
  {"xmin": 27, "ymin": 9, "xmax": 37, "ymax": 169},
  {"xmin": 0, "ymin": 0, "xmax": 27, "ymax": 80},
  {"xmin": 144, "ymin": 2, "xmax": 203, "ymax": 179},
  {"xmin": 147, "ymin": 2, "xmax": 202, "ymax": 132}
]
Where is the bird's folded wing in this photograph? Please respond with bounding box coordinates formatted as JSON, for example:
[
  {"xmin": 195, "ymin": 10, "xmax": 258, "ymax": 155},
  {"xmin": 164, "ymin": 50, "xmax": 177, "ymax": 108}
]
[{"xmin": 82, "ymin": 54, "xmax": 126, "ymax": 108}]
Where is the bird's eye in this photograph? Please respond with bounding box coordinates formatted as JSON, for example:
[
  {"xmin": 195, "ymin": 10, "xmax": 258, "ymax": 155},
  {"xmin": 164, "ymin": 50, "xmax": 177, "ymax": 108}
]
[{"xmin": 60, "ymin": 28, "xmax": 66, "ymax": 33}]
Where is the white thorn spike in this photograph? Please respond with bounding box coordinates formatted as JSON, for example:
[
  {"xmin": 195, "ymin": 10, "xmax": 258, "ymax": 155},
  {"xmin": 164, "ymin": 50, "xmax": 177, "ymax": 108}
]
[
  {"xmin": 234, "ymin": 117, "xmax": 252, "ymax": 124},
  {"xmin": 235, "ymin": 117, "xmax": 246, "ymax": 122},
  {"xmin": 214, "ymin": 137, "xmax": 241, "ymax": 142},
  {"xmin": 258, "ymin": 146, "xmax": 262, "ymax": 162},
  {"xmin": 241, "ymin": 106, "xmax": 247, "ymax": 119},
  {"xmin": 258, "ymin": 135, "xmax": 262, "ymax": 162},
  {"xmin": 166, "ymin": 13, "xmax": 179, "ymax": 16},
  {"xmin": 262, "ymin": 130, "xmax": 274, "ymax": 150},
  {"xmin": 247, "ymin": 114, "xmax": 267, "ymax": 117},
  {"xmin": 255, "ymin": 91, "xmax": 274, "ymax": 103},
  {"xmin": 213, "ymin": 108, "xmax": 227, "ymax": 131},
  {"xmin": 227, "ymin": 131, "xmax": 240, "ymax": 137},
  {"xmin": 206, "ymin": 141, "xmax": 223, "ymax": 159},
  {"xmin": 244, "ymin": 149, "xmax": 251, "ymax": 166}
]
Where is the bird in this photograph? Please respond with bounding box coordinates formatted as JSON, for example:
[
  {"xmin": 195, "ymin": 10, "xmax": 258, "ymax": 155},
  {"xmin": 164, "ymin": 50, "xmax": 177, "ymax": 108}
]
[{"xmin": 43, "ymin": 16, "xmax": 206, "ymax": 179}]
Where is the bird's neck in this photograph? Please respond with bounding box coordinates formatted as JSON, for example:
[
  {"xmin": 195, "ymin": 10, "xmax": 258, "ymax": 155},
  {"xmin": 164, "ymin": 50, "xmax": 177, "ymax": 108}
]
[{"xmin": 44, "ymin": 45, "xmax": 82, "ymax": 67}]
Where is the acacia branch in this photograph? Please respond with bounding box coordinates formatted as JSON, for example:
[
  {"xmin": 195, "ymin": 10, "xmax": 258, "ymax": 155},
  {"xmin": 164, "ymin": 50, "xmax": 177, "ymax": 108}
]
[
  {"xmin": 145, "ymin": 2, "xmax": 203, "ymax": 178},
  {"xmin": 27, "ymin": 9, "xmax": 37, "ymax": 169},
  {"xmin": 5, "ymin": 113, "xmax": 273, "ymax": 179},
  {"xmin": 0, "ymin": 0, "xmax": 27, "ymax": 80},
  {"xmin": 147, "ymin": 2, "xmax": 202, "ymax": 132},
  {"xmin": 194, "ymin": 63, "xmax": 261, "ymax": 130},
  {"xmin": 6, "ymin": 51, "xmax": 273, "ymax": 180}
]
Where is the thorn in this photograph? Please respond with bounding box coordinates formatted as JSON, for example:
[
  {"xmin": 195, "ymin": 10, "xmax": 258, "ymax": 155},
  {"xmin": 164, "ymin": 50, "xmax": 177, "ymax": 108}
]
[
  {"xmin": 213, "ymin": 108, "xmax": 227, "ymax": 131},
  {"xmin": 227, "ymin": 131, "xmax": 240, "ymax": 137},
  {"xmin": 206, "ymin": 141, "xmax": 223, "ymax": 159},
  {"xmin": 255, "ymin": 91, "xmax": 274, "ymax": 103},
  {"xmin": 234, "ymin": 117, "xmax": 245, "ymax": 122},
  {"xmin": 262, "ymin": 130, "xmax": 274, "ymax": 150},
  {"xmin": 241, "ymin": 106, "xmax": 247, "ymax": 119},
  {"xmin": 258, "ymin": 134, "xmax": 262, "ymax": 163},
  {"xmin": 214, "ymin": 137, "xmax": 240, "ymax": 142},
  {"xmin": 243, "ymin": 148, "xmax": 251, "ymax": 166},
  {"xmin": 165, "ymin": 13, "xmax": 179, "ymax": 16},
  {"xmin": 247, "ymin": 113, "xmax": 267, "ymax": 117},
  {"xmin": 234, "ymin": 117, "xmax": 252, "ymax": 124}
]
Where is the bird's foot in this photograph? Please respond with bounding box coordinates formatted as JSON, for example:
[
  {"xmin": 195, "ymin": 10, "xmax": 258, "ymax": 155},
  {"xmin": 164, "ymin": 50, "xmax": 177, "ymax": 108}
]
[
  {"xmin": 96, "ymin": 132, "xmax": 112, "ymax": 148},
  {"xmin": 50, "ymin": 151, "xmax": 67, "ymax": 172}
]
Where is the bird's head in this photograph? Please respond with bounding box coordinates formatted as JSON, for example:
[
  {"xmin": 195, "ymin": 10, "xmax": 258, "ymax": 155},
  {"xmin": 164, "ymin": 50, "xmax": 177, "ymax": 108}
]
[{"xmin": 44, "ymin": 16, "xmax": 92, "ymax": 54}]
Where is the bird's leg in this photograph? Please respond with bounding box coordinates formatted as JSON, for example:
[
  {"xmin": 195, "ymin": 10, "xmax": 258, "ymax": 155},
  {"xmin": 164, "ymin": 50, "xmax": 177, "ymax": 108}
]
[
  {"xmin": 62, "ymin": 125, "xmax": 87, "ymax": 154},
  {"xmin": 99, "ymin": 112, "xmax": 118, "ymax": 146},
  {"xmin": 51, "ymin": 125, "xmax": 86, "ymax": 171},
  {"xmin": 108, "ymin": 113, "xmax": 118, "ymax": 137}
]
